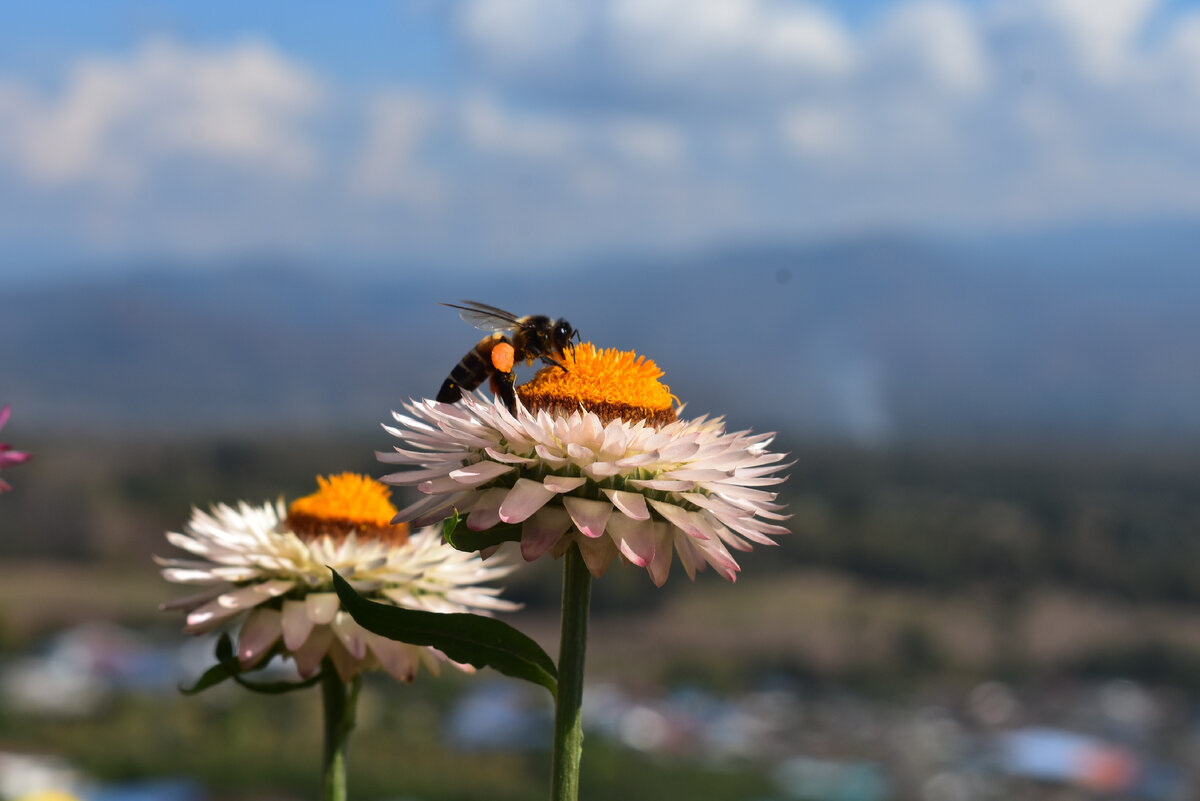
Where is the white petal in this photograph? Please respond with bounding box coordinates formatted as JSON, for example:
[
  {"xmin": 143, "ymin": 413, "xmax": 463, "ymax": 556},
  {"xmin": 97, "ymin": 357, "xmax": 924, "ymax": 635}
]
[
  {"xmin": 648, "ymin": 499, "xmax": 709, "ymax": 541},
  {"xmin": 449, "ymin": 460, "xmax": 514, "ymax": 486},
  {"xmin": 602, "ymin": 489, "xmax": 650, "ymax": 521},
  {"xmin": 159, "ymin": 586, "xmax": 226, "ymax": 612},
  {"xmin": 658, "ymin": 439, "xmax": 700, "ymax": 462},
  {"xmin": 533, "ymin": 444, "xmax": 570, "ymax": 469},
  {"xmin": 544, "ymin": 475, "xmax": 587, "ymax": 493},
  {"xmin": 331, "ymin": 612, "xmax": 368, "ymax": 659},
  {"xmin": 485, "ymin": 448, "xmax": 537, "ymax": 464},
  {"xmin": 583, "ymin": 462, "xmax": 623, "ymax": 480},
  {"xmin": 521, "ymin": 506, "xmax": 572, "ymax": 561},
  {"xmin": 563, "ymin": 496, "xmax": 613, "ymax": 539},
  {"xmin": 628, "ymin": 478, "xmax": 696, "ymax": 492},
  {"xmin": 282, "ymin": 599, "xmax": 316, "ymax": 651},
  {"xmin": 499, "ymin": 478, "xmax": 556, "ymax": 524},
  {"xmin": 661, "ymin": 468, "xmax": 730, "ymax": 482},
  {"xmin": 238, "ymin": 607, "xmax": 282, "ymax": 668},
  {"xmin": 306, "ymin": 592, "xmax": 340, "ymax": 624}
]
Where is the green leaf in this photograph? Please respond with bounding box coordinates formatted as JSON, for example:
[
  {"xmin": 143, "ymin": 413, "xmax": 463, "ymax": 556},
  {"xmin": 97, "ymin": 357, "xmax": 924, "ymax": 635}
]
[
  {"xmin": 233, "ymin": 673, "xmax": 323, "ymax": 695},
  {"xmin": 179, "ymin": 634, "xmax": 239, "ymax": 695},
  {"xmin": 443, "ymin": 513, "xmax": 523, "ymax": 552},
  {"xmin": 179, "ymin": 633, "xmax": 321, "ymax": 696},
  {"xmin": 331, "ymin": 570, "xmax": 558, "ymax": 698}
]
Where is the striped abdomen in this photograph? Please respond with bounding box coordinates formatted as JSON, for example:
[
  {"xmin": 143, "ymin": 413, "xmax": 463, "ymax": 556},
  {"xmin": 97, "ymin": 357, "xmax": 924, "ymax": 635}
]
[{"xmin": 437, "ymin": 333, "xmax": 508, "ymax": 403}]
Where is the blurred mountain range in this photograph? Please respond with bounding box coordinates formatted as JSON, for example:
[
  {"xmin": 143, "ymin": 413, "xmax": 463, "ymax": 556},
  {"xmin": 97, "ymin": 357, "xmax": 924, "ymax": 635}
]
[{"xmin": 5, "ymin": 222, "xmax": 1200, "ymax": 444}]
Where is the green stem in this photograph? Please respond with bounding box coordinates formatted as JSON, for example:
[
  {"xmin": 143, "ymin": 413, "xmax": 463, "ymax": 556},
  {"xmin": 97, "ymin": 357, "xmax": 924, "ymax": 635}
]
[
  {"xmin": 550, "ymin": 542, "xmax": 593, "ymax": 801},
  {"xmin": 320, "ymin": 664, "xmax": 360, "ymax": 801}
]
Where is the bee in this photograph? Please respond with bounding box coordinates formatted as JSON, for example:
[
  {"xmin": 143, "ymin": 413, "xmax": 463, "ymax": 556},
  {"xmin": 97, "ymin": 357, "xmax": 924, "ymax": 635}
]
[{"xmin": 437, "ymin": 300, "xmax": 579, "ymax": 411}]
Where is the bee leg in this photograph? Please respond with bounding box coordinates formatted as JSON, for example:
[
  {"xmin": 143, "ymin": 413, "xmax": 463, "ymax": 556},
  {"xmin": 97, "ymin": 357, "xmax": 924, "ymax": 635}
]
[{"xmin": 490, "ymin": 370, "xmax": 517, "ymax": 413}]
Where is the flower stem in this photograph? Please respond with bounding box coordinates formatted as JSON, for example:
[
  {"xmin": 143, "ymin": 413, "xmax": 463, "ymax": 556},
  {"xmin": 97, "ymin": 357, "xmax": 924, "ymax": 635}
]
[
  {"xmin": 320, "ymin": 664, "xmax": 360, "ymax": 801},
  {"xmin": 551, "ymin": 541, "xmax": 592, "ymax": 801}
]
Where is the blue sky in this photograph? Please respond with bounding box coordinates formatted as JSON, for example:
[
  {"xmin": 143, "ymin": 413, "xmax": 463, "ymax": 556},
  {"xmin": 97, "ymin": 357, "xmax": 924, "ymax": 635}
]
[{"xmin": 3, "ymin": 0, "xmax": 1200, "ymax": 281}]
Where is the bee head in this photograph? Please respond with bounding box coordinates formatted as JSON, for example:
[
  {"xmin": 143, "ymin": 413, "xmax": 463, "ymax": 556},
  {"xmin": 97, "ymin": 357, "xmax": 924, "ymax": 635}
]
[{"xmin": 550, "ymin": 318, "xmax": 578, "ymax": 366}]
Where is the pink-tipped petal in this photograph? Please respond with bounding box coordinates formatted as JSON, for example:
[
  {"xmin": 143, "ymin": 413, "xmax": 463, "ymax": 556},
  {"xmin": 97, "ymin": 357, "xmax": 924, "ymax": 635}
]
[
  {"xmin": 602, "ymin": 489, "xmax": 651, "ymax": 521},
  {"xmin": 331, "ymin": 612, "xmax": 369, "ymax": 660},
  {"xmin": 521, "ymin": 506, "xmax": 572, "ymax": 561},
  {"xmin": 466, "ymin": 487, "xmax": 508, "ymax": 530},
  {"xmin": 448, "ymin": 460, "xmax": 514, "ymax": 486},
  {"xmin": 544, "ymin": 475, "xmax": 587, "ymax": 493},
  {"xmin": 281, "ymin": 599, "xmax": 316, "ymax": 651},
  {"xmin": 292, "ymin": 626, "xmax": 335, "ymax": 678},
  {"xmin": 563, "ymin": 496, "xmax": 613, "ymax": 539},
  {"xmin": 306, "ymin": 592, "xmax": 340, "ymax": 624},
  {"xmin": 606, "ymin": 513, "xmax": 655, "ymax": 567},
  {"xmin": 366, "ymin": 632, "xmax": 419, "ymax": 683},
  {"xmin": 648, "ymin": 499, "xmax": 710, "ymax": 541},
  {"xmin": 574, "ymin": 533, "xmax": 619, "ymax": 578},
  {"xmin": 499, "ymin": 478, "xmax": 556, "ymax": 524},
  {"xmin": 238, "ymin": 607, "xmax": 282, "ymax": 668},
  {"xmin": 327, "ymin": 640, "xmax": 364, "ymax": 682},
  {"xmin": 647, "ymin": 523, "xmax": 674, "ymax": 587}
]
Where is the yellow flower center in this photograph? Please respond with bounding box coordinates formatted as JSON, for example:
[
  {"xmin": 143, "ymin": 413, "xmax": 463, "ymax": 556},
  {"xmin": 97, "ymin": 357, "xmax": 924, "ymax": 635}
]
[
  {"xmin": 517, "ymin": 342, "xmax": 678, "ymax": 426},
  {"xmin": 286, "ymin": 473, "xmax": 409, "ymax": 545}
]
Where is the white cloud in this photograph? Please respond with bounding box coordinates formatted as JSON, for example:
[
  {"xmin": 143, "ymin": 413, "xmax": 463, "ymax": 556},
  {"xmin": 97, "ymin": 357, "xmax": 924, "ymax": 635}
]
[
  {"xmin": 1040, "ymin": 0, "xmax": 1157, "ymax": 81},
  {"xmin": 604, "ymin": 118, "xmax": 685, "ymax": 166},
  {"xmin": 460, "ymin": 93, "xmax": 579, "ymax": 160},
  {"xmin": 459, "ymin": 0, "xmax": 590, "ymax": 68},
  {"xmin": 351, "ymin": 90, "xmax": 443, "ymax": 204},
  {"xmin": 0, "ymin": 38, "xmax": 321, "ymax": 190},
  {"xmin": 781, "ymin": 106, "xmax": 857, "ymax": 159},
  {"xmin": 875, "ymin": 0, "xmax": 988, "ymax": 96}
]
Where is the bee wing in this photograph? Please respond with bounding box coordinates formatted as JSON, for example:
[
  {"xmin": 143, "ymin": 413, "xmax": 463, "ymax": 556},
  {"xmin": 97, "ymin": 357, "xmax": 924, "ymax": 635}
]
[{"xmin": 441, "ymin": 301, "xmax": 523, "ymax": 333}]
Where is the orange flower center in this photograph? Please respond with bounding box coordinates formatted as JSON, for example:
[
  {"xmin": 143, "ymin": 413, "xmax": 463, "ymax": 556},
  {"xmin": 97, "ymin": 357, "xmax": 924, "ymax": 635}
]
[
  {"xmin": 286, "ymin": 473, "xmax": 409, "ymax": 545},
  {"xmin": 517, "ymin": 342, "xmax": 678, "ymax": 426}
]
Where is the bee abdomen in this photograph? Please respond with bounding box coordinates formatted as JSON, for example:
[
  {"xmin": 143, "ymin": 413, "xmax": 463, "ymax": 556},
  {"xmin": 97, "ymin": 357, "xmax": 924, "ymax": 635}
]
[{"xmin": 437, "ymin": 336, "xmax": 504, "ymax": 403}]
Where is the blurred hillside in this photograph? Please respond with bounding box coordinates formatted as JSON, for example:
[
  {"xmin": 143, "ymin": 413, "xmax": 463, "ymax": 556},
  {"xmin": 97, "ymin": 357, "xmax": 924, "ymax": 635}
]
[{"xmin": 5, "ymin": 223, "xmax": 1200, "ymax": 442}]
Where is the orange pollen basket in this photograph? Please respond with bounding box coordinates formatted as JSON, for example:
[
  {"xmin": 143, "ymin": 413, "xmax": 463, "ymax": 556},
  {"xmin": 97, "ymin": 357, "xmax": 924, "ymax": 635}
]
[
  {"xmin": 285, "ymin": 472, "xmax": 409, "ymax": 545},
  {"xmin": 516, "ymin": 342, "xmax": 678, "ymax": 426}
]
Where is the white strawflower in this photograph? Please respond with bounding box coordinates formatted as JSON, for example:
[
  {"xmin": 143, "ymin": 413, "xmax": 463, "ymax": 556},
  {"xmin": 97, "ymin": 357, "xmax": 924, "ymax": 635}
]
[
  {"xmin": 158, "ymin": 473, "xmax": 518, "ymax": 682},
  {"xmin": 381, "ymin": 344, "xmax": 790, "ymax": 586}
]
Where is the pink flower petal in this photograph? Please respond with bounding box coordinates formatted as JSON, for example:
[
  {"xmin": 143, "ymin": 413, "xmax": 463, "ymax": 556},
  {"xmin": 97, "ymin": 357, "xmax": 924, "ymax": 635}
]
[
  {"xmin": 606, "ymin": 514, "xmax": 655, "ymax": 568},
  {"xmin": 281, "ymin": 599, "xmax": 316, "ymax": 651},
  {"xmin": 484, "ymin": 448, "xmax": 537, "ymax": 464},
  {"xmin": 582, "ymin": 462, "xmax": 622, "ymax": 480},
  {"xmin": 647, "ymin": 523, "xmax": 675, "ymax": 587},
  {"xmin": 499, "ymin": 478, "xmax": 556, "ymax": 524},
  {"xmin": 327, "ymin": 640, "xmax": 365, "ymax": 681},
  {"xmin": 563, "ymin": 496, "xmax": 612, "ymax": 539},
  {"xmin": 628, "ymin": 478, "xmax": 696, "ymax": 492},
  {"xmin": 521, "ymin": 506, "xmax": 572, "ymax": 561},
  {"xmin": 238, "ymin": 607, "xmax": 282, "ymax": 668},
  {"xmin": 466, "ymin": 487, "xmax": 509, "ymax": 530},
  {"xmin": 306, "ymin": 592, "xmax": 340, "ymax": 624},
  {"xmin": 648, "ymin": 499, "xmax": 709, "ymax": 541},
  {"xmin": 331, "ymin": 612, "xmax": 369, "ymax": 659},
  {"xmin": 292, "ymin": 625, "xmax": 335, "ymax": 678},
  {"xmin": 449, "ymin": 460, "xmax": 514, "ymax": 486},
  {"xmin": 602, "ymin": 489, "xmax": 650, "ymax": 520},
  {"xmin": 574, "ymin": 533, "xmax": 618, "ymax": 578},
  {"xmin": 366, "ymin": 632, "xmax": 419, "ymax": 683},
  {"xmin": 544, "ymin": 475, "xmax": 587, "ymax": 493}
]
